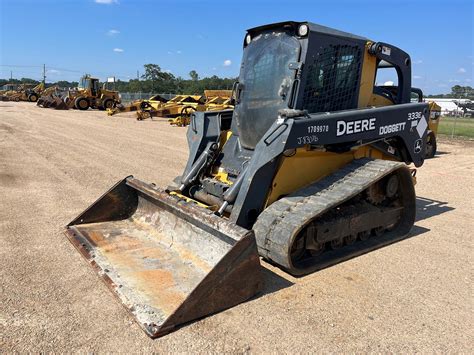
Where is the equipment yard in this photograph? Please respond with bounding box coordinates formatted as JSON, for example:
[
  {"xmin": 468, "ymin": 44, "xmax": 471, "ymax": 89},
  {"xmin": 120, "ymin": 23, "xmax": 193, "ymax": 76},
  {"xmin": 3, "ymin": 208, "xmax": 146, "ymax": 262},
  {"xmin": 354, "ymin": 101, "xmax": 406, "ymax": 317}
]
[{"xmin": 1, "ymin": 101, "xmax": 472, "ymax": 352}]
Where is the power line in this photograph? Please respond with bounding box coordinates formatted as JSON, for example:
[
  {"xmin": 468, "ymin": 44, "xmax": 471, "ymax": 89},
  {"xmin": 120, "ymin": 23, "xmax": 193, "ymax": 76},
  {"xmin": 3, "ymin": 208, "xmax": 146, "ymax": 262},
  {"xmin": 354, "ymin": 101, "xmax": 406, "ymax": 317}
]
[
  {"xmin": 1, "ymin": 64, "xmax": 82, "ymax": 73},
  {"xmin": 0, "ymin": 64, "xmax": 43, "ymax": 68}
]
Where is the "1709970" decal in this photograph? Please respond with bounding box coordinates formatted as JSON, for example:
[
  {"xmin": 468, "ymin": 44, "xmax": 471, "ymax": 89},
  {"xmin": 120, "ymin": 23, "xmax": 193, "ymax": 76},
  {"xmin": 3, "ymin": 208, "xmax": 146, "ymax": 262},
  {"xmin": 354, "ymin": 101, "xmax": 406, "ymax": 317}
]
[{"xmin": 307, "ymin": 125, "xmax": 329, "ymax": 133}]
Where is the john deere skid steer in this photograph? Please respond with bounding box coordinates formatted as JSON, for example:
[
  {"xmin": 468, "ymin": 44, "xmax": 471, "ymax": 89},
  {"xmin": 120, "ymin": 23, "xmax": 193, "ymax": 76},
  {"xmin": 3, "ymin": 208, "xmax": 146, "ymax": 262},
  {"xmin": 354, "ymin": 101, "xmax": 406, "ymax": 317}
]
[{"xmin": 66, "ymin": 21, "xmax": 429, "ymax": 337}]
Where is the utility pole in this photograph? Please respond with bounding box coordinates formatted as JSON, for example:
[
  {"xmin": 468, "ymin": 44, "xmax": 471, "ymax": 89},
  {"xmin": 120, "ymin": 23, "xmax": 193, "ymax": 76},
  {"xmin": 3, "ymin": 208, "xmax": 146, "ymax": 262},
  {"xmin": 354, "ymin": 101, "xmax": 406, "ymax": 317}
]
[
  {"xmin": 43, "ymin": 64, "xmax": 46, "ymax": 84},
  {"xmin": 137, "ymin": 70, "xmax": 140, "ymax": 94}
]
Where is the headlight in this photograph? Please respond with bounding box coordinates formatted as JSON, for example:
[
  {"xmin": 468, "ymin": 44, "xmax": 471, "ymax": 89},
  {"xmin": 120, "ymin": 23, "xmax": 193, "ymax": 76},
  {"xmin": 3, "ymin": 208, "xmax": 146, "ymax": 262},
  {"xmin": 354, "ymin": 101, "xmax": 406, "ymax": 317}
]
[
  {"xmin": 298, "ymin": 24, "xmax": 309, "ymax": 37},
  {"xmin": 245, "ymin": 34, "xmax": 252, "ymax": 45}
]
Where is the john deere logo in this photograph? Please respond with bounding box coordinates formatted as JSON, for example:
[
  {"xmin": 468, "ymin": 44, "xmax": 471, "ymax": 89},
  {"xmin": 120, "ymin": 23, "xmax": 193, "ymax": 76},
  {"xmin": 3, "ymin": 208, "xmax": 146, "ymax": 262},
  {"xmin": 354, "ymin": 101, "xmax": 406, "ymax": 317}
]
[{"xmin": 414, "ymin": 139, "xmax": 422, "ymax": 154}]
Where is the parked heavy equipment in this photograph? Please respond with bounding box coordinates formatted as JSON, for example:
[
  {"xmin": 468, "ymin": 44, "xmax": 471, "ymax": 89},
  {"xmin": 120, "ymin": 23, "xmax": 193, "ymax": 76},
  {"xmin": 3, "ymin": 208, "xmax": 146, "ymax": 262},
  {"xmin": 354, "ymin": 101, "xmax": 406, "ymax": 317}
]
[
  {"xmin": 136, "ymin": 94, "xmax": 205, "ymax": 120},
  {"xmin": 411, "ymin": 88, "xmax": 442, "ymax": 158},
  {"xmin": 166, "ymin": 91, "xmax": 233, "ymax": 126},
  {"xmin": 36, "ymin": 86, "xmax": 61, "ymax": 107},
  {"xmin": 107, "ymin": 94, "xmax": 168, "ymax": 116},
  {"xmin": 36, "ymin": 75, "xmax": 121, "ymax": 111},
  {"xmin": 23, "ymin": 82, "xmax": 45, "ymax": 102},
  {"xmin": 203, "ymin": 90, "xmax": 233, "ymax": 110},
  {"xmin": 37, "ymin": 87, "xmax": 72, "ymax": 109},
  {"xmin": 425, "ymin": 101, "xmax": 441, "ymax": 158},
  {"xmin": 69, "ymin": 75, "xmax": 121, "ymax": 110},
  {"xmin": 0, "ymin": 83, "xmax": 17, "ymax": 101},
  {"xmin": 66, "ymin": 21, "xmax": 430, "ymax": 338},
  {"xmin": 1, "ymin": 82, "xmax": 44, "ymax": 102}
]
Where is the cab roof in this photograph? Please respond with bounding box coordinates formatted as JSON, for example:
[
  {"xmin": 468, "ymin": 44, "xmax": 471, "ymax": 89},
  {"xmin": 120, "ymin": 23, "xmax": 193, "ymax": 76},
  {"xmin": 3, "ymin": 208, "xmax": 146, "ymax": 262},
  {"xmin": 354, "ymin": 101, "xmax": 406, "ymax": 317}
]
[{"xmin": 246, "ymin": 21, "xmax": 368, "ymax": 41}]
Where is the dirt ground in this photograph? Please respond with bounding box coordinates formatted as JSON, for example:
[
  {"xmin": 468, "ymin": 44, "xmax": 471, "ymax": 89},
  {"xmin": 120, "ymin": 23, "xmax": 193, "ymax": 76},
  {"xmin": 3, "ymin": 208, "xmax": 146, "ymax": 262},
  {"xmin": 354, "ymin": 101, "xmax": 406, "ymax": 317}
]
[{"xmin": 1, "ymin": 102, "xmax": 472, "ymax": 352}]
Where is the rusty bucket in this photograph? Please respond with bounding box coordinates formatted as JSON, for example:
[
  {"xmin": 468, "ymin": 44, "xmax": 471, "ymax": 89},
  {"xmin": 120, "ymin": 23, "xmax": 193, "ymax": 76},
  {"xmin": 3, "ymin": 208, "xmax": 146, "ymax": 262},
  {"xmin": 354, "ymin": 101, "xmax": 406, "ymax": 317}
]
[{"xmin": 65, "ymin": 177, "xmax": 262, "ymax": 338}]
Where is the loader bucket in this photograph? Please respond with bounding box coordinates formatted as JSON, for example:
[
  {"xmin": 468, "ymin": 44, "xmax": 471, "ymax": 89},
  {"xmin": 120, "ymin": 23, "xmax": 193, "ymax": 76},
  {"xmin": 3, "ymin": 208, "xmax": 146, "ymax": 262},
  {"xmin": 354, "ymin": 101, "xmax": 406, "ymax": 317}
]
[
  {"xmin": 43, "ymin": 98, "xmax": 53, "ymax": 108},
  {"xmin": 65, "ymin": 177, "xmax": 262, "ymax": 338},
  {"xmin": 54, "ymin": 98, "xmax": 69, "ymax": 110}
]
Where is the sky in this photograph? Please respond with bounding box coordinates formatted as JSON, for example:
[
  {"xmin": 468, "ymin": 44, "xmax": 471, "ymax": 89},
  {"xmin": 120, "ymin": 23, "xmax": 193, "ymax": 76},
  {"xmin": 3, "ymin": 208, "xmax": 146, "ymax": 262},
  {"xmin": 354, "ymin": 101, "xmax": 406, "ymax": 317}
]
[{"xmin": 0, "ymin": 0, "xmax": 472, "ymax": 94}]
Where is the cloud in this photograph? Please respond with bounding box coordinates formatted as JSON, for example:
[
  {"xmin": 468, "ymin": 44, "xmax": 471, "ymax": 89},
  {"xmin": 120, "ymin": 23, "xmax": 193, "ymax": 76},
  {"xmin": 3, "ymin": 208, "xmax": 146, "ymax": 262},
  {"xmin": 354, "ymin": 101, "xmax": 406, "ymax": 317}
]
[
  {"xmin": 47, "ymin": 69, "xmax": 60, "ymax": 74},
  {"xmin": 107, "ymin": 29, "xmax": 120, "ymax": 36},
  {"xmin": 413, "ymin": 59, "xmax": 423, "ymax": 64},
  {"xmin": 95, "ymin": 0, "xmax": 118, "ymax": 4},
  {"xmin": 413, "ymin": 75, "xmax": 422, "ymax": 79},
  {"xmin": 465, "ymin": 78, "xmax": 472, "ymax": 82},
  {"xmin": 167, "ymin": 51, "xmax": 172, "ymax": 55},
  {"xmin": 223, "ymin": 59, "xmax": 232, "ymax": 66},
  {"xmin": 448, "ymin": 79, "xmax": 460, "ymax": 83},
  {"xmin": 113, "ymin": 48, "xmax": 124, "ymax": 53},
  {"xmin": 176, "ymin": 50, "xmax": 182, "ymax": 54},
  {"xmin": 437, "ymin": 84, "xmax": 448, "ymax": 88},
  {"xmin": 457, "ymin": 67, "xmax": 466, "ymax": 73}
]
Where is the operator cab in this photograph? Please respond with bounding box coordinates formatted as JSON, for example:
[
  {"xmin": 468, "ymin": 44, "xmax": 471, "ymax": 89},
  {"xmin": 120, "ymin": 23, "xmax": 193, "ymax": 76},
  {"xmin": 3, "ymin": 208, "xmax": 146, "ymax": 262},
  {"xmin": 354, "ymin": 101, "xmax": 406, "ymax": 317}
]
[{"xmin": 232, "ymin": 21, "xmax": 413, "ymax": 150}]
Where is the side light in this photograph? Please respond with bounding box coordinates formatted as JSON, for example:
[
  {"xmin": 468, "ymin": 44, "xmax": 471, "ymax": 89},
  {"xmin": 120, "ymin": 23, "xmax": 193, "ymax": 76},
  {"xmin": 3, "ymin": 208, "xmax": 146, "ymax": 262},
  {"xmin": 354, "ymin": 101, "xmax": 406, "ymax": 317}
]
[
  {"xmin": 298, "ymin": 24, "xmax": 309, "ymax": 37},
  {"xmin": 245, "ymin": 34, "xmax": 252, "ymax": 45}
]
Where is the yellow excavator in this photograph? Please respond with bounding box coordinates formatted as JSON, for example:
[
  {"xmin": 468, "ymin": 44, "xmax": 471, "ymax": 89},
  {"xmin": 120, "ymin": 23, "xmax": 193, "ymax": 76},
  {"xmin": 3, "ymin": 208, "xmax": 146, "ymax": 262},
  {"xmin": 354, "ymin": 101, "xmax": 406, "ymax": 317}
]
[{"xmin": 66, "ymin": 21, "xmax": 430, "ymax": 337}]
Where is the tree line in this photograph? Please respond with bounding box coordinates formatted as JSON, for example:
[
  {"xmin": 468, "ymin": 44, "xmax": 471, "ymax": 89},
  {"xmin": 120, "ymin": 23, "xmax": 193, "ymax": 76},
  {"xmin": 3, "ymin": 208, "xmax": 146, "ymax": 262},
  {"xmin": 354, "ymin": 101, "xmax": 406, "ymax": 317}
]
[
  {"xmin": 1, "ymin": 64, "xmax": 472, "ymax": 99},
  {"xmin": 425, "ymin": 85, "xmax": 474, "ymax": 99}
]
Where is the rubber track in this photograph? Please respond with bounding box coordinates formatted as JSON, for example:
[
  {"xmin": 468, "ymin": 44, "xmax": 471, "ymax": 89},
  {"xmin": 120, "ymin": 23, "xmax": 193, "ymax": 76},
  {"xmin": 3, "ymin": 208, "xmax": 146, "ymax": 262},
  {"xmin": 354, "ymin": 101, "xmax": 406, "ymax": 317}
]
[{"xmin": 254, "ymin": 158, "xmax": 412, "ymax": 275}]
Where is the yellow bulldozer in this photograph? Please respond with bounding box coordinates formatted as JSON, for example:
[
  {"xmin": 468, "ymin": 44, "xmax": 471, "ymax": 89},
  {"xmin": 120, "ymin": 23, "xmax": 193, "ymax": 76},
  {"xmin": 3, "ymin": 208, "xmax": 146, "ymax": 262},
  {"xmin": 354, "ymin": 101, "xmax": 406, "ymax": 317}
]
[{"xmin": 66, "ymin": 21, "xmax": 432, "ymax": 338}]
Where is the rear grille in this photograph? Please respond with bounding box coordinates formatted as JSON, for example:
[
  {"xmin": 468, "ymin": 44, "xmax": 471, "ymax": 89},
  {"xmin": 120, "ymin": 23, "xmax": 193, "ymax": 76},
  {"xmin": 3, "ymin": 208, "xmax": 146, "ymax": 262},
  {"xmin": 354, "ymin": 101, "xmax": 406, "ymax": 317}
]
[{"xmin": 302, "ymin": 44, "xmax": 362, "ymax": 113}]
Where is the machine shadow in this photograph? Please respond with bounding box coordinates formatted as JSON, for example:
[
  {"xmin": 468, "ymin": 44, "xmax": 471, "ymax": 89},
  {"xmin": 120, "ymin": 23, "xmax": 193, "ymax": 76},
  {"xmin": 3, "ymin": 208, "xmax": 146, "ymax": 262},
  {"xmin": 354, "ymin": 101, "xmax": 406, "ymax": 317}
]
[
  {"xmin": 415, "ymin": 196, "xmax": 453, "ymax": 222},
  {"xmin": 256, "ymin": 267, "xmax": 295, "ymax": 298}
]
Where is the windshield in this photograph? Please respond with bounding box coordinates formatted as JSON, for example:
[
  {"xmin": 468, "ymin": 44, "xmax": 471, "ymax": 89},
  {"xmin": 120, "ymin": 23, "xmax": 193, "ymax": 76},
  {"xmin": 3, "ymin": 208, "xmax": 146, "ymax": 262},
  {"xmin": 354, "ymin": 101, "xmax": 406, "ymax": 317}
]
[
  {"xmin": 234, "ymin": 31, "xmax": 300, "ymax": 149},
  {"xmin": 78, "ymin": 77, "xmax": 86, "ymax": 89}
]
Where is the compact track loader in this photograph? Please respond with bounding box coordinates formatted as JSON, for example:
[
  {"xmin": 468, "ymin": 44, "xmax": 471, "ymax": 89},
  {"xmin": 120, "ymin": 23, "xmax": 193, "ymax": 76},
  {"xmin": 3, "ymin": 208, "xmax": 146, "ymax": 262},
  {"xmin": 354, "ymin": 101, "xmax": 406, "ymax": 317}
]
[
  {"xmin": 66, "ymin": 21, "xmax": 430, "ymax": 338},
  {"xmin": 408, "ymin": 88, "xmax": 441, "ymax": 158},
  {"xmin": 426, "ymin": 101, "xmax": 441, "ymax": 158}
]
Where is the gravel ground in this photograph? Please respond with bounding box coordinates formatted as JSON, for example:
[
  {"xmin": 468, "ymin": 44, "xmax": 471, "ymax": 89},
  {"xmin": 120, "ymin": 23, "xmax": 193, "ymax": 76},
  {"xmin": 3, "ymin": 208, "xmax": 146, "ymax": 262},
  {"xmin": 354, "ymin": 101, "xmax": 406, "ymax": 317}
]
[{"xmin": 1, "ymin": 102, "xmax": 473, "ymax": 352}]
